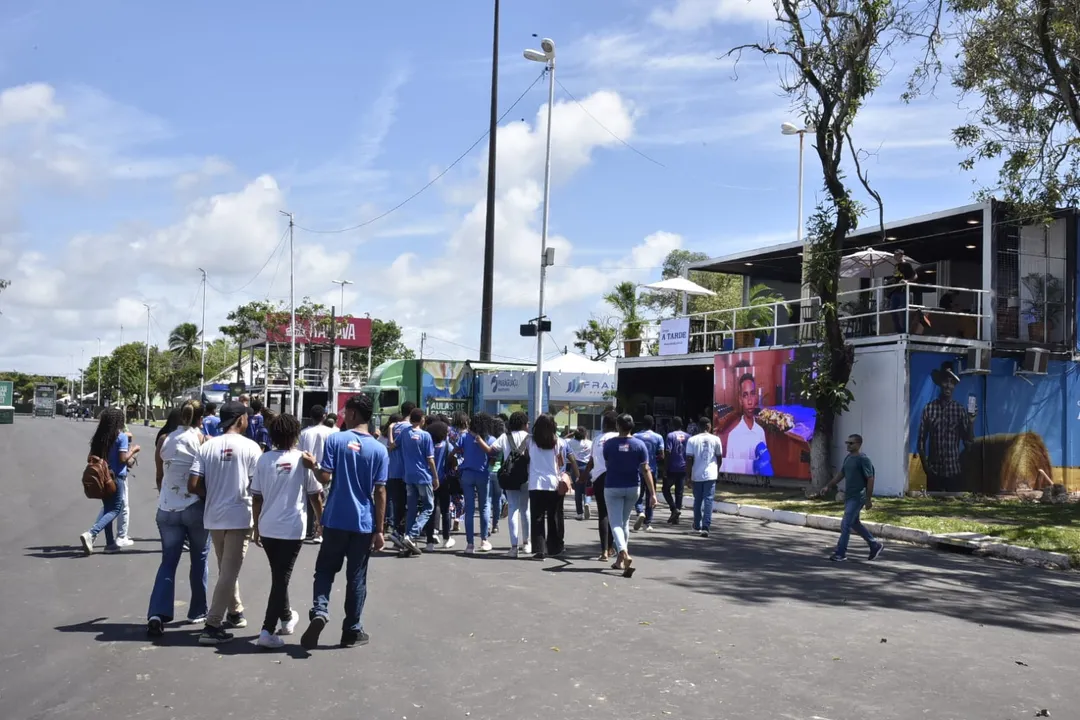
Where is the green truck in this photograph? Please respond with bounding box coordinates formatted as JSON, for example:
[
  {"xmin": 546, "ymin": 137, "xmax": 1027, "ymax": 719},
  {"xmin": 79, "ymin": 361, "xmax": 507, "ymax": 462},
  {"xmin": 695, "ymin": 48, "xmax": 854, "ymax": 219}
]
[
  {"xmin": 0, "ymin": 380, "xmax": 13, "ymax": 425},
  {"xmin": 355, "ymin": 359, "xmax": 474, "ymax": 427}
]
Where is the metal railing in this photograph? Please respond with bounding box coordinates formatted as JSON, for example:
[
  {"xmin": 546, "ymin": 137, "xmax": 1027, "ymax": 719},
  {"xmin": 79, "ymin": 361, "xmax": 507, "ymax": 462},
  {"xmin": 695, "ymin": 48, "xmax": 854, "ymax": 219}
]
[
  {"xmin": 627, "ymin": 282, "xmax": 991, "ymax": 356},
  {"xmin": 263, "ymin": 367, "xmax": 367, "ymax": 388}
]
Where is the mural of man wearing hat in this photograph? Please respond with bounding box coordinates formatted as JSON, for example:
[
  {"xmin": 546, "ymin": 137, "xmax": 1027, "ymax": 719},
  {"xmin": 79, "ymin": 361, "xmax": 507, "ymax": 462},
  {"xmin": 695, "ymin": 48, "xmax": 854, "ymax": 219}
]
[{"xmin": 917, "ymin": 361, "xmax": 975, "ymax": 492}]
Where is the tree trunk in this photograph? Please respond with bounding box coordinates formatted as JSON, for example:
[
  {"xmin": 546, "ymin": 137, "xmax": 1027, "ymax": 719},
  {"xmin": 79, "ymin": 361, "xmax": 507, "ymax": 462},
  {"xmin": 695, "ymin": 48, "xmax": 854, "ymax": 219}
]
[{"xmin": 810, "ymin": 410, "xmax": 834, "ymax": 492}]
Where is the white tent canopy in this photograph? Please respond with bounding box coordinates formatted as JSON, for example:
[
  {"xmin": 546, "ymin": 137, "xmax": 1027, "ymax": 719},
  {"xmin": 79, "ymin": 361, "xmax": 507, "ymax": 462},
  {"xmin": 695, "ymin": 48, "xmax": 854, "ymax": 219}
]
[
  {"xmin": 640, "ymin": 277, "xmax": 716, "ymax": 296},
  {"xmin": 545, "ymin": 353, "xmax": 614, "ymax": 374},
  {"xmin": 839, "ymin": 249, "xmax": 918, "ymax": 279}
]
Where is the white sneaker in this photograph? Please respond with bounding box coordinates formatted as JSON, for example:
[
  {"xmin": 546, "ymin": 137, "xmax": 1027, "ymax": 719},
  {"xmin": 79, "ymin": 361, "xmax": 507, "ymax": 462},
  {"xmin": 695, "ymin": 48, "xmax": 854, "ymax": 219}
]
[
  {"xmin": 643, "ymin": 525, "xmax": 655, "ymax": 532},
  {"xmin": 464, "ymin": 544, "xmax": 475, "ymax": 555},
  {"xmin": 507, "ymin": 547, "xmax": 519, "ymax": 558},
  {"xmin": 584, "ymin": 504, "xmax": 591, "ymax": 520},
  {"xmin": 443, "ymin": 537, "xmax": 457, "ymax": 550},
  {"xmin": 633, "ymin": 515, "xmax": 645, "ymax": 532},
  {"xmin": 479, "ymin": 540, "xmax": 493, "ymax": 552},
  {"xmin": 523, "ymin": 543, "xmax": 532, "ymax": 554},
  {"xmin": 115, "ymin": 537, "xmax": 135, "ymax": 548},
  {"xmin": 402, "ymin": 536, "xmax": 421, "ymax": 555},
  {"xmin": 425, "ymin": 542, "xmax": 436, "ymax": 553},
  {"xmin": 277, "ymin": 610, "xmax": 300, "ymax": 636},
  {"xmin": 79, "ymin": 532, "xmax": 94, "ymax": 555},
  {"xmin": 256, "ymin": 630, "xmax": 285, "ymax": 649},
  {"xmin": 312, "ymin": 535, "xmax": 323, "ymax": 544},
  {"xmin": 576, "ymin": 513, "xmax": 585, "ymax": 521}
]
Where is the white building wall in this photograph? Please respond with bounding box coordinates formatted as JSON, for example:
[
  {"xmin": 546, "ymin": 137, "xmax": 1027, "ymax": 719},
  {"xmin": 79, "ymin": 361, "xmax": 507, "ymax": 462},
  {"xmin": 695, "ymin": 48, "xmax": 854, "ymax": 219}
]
[{"xmin": 834, "ymin": 345, "xmax": 909, "ymax": 496}]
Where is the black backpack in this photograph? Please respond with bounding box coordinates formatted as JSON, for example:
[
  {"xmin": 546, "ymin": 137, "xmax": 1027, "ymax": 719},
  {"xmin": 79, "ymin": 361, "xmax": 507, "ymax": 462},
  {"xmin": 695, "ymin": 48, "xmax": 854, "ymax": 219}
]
[{"xmin": 497, "ymin": 433, "xmax": 530, "ymax": 491}]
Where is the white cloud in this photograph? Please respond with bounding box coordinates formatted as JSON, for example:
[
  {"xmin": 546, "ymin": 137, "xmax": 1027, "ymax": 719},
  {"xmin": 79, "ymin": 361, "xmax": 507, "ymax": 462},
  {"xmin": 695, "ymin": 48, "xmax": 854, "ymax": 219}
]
[
  {"xmin": 650, "ymin": 0, "xmax": 777, "ymax": 29},
  {"xmin": 0, "ymin": 83, "xmax": 64, "ymax": 127}
]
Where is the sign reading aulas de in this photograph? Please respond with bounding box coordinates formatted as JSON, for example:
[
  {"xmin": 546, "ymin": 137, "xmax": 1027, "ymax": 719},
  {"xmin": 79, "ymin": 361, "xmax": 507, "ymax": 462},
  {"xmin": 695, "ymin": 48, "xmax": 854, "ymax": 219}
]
[
  {"xmin": 659, "ymin": 317, "xmax": 690, "ymax": 356},
  {"xmin": 0, "ymin": 380, "xmax": 12, "ymax": 407},
  {"xmin": 266, "ymin": 316, "xmax": 372, "ymax": 349}
]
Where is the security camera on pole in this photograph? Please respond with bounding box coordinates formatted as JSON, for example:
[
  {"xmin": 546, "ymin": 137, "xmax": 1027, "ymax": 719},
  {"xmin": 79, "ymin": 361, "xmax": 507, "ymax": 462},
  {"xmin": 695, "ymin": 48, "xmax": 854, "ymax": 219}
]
[{"xmin": 523, "ymin": 37, "xmax": 556, "ymax": 419}]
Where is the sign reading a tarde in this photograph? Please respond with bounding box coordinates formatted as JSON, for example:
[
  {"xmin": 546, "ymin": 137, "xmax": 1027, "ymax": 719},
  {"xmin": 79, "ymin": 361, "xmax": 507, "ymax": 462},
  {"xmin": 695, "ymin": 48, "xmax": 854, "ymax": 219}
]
[{"xmin": 266, "ymin": 316, "xmax": 373, "ymax": 349}]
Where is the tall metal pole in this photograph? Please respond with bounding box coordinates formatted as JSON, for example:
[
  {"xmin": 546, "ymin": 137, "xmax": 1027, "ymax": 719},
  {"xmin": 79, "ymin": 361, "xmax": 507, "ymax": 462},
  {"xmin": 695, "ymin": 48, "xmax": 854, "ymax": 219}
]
[
  {"xmin": 797, "ymin": 131, "xmax": 805, "ymax": 247},
  {"xmin": 534, "ymin": 59, "xmax": 555, "ymax": 420},
  {"xmin": 479, "ymin": 0, "xmax": 500, "ymax": 362},
  {"xmin": 282, "ymin": 211, "xmax": 296, "ymax": 415},
  {"xmin": 365, "ymin": 312, "xmax": 372, "ymax": 381},
  {"xmin": 143, "ymin": 303, "xmax": 151, "ymax": 423},
  {"xmin": 118, "ymin": 324, "xmax": 123, "ymax": 406},
  {"xmin": 198, "ymin": 267, "xmax": 207, "ymax": 399},
  {"xmin": 96, "ymin": 337, "xmax": 101, "ymax": 406}
]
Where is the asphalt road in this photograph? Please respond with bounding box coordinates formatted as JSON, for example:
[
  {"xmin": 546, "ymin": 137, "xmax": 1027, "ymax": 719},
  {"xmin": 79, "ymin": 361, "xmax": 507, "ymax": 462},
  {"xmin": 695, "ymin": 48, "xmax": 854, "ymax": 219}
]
[{"xmin": 2, "ymin": 417, "xmax": 1079, "ymax": 720}]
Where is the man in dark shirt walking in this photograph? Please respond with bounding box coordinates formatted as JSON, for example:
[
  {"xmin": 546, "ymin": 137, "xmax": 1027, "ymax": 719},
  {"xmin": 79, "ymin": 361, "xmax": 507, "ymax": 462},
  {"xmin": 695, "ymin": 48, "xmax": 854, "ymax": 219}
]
[{"xmin": 822, "ymin": 434, "xmax": 884, "ymax": 562}]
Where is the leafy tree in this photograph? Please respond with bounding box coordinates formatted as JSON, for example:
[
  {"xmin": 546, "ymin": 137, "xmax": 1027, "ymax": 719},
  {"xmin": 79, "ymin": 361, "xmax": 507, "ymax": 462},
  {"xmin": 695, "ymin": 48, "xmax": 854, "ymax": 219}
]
[
  {"xmin": 361, "ymin": 319, "xmax": 415, "ymax": 374},
  {"xmin": 220, "ymin": 300, "xmax": 278, "ymax": 383},
  {"xmin": 727, "ymin": 0, "xmax": 942, "ymax": 488},
  {"xmin": 168, "ymin": 322, "xmax": 200, "ymax": 361},
  {"xmin": 641, "ymin": 250, "xmax": 743, "ymax": 317},
  {"xmin": 951, "ymin": 0, "xmax": 1080, "ymax": 215},
  {"xmin": 573, "ymin": 316, "xmax": 619, "ymax": 361},
  {"xmin": 0, "ymin": 279, "xmax": 9, "ymax": 314}
]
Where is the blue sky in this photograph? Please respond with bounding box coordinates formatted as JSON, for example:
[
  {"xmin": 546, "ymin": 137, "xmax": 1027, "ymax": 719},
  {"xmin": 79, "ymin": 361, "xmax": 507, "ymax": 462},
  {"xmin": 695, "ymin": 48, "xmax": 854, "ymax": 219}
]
[{"xmin": 0, "ymin": 0, "xmax": 985, "ymax": 374}]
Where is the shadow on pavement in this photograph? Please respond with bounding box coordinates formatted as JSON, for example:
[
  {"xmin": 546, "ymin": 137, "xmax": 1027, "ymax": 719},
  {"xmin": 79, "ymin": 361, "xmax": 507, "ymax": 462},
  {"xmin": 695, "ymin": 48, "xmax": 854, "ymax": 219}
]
[
  {"xmin": 623, "ymin": 521, "xmax": 1080, "ymax": 635},
  {"xmin": 24, "ymin": 545, "xmax": 161, "ymax": 559}
]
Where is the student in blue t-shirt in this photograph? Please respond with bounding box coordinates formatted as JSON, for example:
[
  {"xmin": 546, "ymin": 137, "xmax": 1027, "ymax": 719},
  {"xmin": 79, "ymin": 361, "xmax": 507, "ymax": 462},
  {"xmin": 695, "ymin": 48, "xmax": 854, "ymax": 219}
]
[
  {"xmin": 632, "ymin": 415, "xmax": 665, "ymax": 532},
  {"xmin": 202, "ymin": 402, "xmax": 222, "ymax": 438},
  {"xmin": 398, "ymin": 408, "xmax": 439, "ymax": 555},
  {"xmin": 423, "ymin": 419, "xmax": 455, "ymax": 551},
  {"xmin": 603, "ymin": 413, "xmax": 656, "ymax": 575},
  {"xmin": 80, "ymin": 408, "xmax": 142, "ymax": 554},
  {"xmin": 663, "ymin": 417, "xmax": 691, "ymax": 525},
  {"xmin": 299, "ymin": 393, "xmax": 388, "ymax": 650},
  {"xmin": 384, "ymin": 402, "xmax": 416, "ymax": 546},
  {"xmin": 456, "ymin": 412, "xmax": 497, "ymax": 554}
]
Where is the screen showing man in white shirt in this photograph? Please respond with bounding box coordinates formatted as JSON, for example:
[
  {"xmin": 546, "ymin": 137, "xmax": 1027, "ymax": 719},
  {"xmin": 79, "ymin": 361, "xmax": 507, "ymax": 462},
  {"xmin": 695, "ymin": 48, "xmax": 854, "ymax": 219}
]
[{"xmin": 721, "ymin": 373, "xmax": 768, "ymax": 475}]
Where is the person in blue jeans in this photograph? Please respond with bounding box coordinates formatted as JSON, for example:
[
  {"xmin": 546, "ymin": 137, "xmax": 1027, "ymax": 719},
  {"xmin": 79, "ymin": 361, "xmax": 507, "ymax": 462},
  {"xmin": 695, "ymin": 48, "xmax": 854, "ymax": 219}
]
[
  {"xmin": 80, "ymin": 408, "xmax": 141, "ymax": 554},
  {"xmin": 684, "ymin": 417, "xmax": 722, "ymax": 538},
  {"xmin": 398, "ymin": 408, "xmax": 439, "ymax": 557},
  {"xmin": 603, "ymin": 413, "xmax": 656, "ymax": 575},
  {"xmin": 457, "ymin": 412, "xmax": 495, "ymax": 554},
  {"xmin": 147, "ymin": 401, "xmax": 211, "ymax": 637},
  {"xmin": 633, "ymin": 415, "xmax": 665, "ymax": 533},
  {"xmin": 823, "ymin": 434, "xmax": 885, "ymax": 562},
  {"xmin": 300, "ymin": 393, "xmax": 388, "ymax": 650}
]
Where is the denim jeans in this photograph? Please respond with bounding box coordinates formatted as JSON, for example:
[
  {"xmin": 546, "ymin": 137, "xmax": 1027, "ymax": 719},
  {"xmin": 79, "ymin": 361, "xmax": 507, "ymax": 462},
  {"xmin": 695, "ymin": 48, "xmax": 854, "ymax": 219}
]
[
  {"xmin": 835, "ymin": 496, "xmax": 876, "ymax": 557},
  {"xmin": 94, "ymin": 473, "xmax": 129, "ymax": 539},
  {"xmin": 487, "ymin": 471, "xmax": 504, "ymax": 530},
  {"xmin": 89, "ymin": 483, "xmax": 125, "ymax": 546},
  {"xmin": 505, "ymin": 488, "xmax": 530, "ymax": 548},
  {"xmin": 573, "ymin": 460, "xmax": 591, "ymax": 515},
  {"xmin": 147, "ymin": 502, "xmax": 210, "ymax": 622},
  {"xmin": 387, "ymin": 478, "xmax": 407, "ymax": 535},
  {"xmin": 405, "ymin": 483, "xmax": 435, "ymax": 539},
  {"xmin": 424, "ymin": 482, "xmax": 452, "ymax": 543},
  {"xmin": 605, "ymin": 485, "xmax": 638, "ymax": 554},
  {"xmin": 692, "ymin": 480, "xmax": 716, "ymax": 531},
  {"xmin": 634, "ymin": 479, "xmax": 654, "ymax": 525},
  {"xmin": 311, "ymin": 527, "xmax": 373, "ymax": 633},
  {"xmin": 460, "ymin": 470, "xmax": 490, "ymax": 544}
]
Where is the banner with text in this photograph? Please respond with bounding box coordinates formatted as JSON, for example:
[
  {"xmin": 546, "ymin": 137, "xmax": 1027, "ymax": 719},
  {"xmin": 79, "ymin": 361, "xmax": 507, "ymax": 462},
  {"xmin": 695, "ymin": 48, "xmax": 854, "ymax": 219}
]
[{"xmin": 659, "ymin": 317, "xmax": 690, "ymax": 356}]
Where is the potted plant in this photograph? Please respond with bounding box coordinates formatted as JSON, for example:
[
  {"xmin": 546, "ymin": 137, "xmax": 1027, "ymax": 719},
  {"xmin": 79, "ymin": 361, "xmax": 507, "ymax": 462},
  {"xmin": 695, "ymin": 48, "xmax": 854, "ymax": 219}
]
[
  {"xmin": 735, "ymin": 284, "xmax": 788, "ymax": 348},
  {"xmin": 1021, "ymin": 273, "xmax": 1064, "ymax": 343},
  {"xmin": 604, "ymin": 281, "xmax": 645, "ymax": 357}
]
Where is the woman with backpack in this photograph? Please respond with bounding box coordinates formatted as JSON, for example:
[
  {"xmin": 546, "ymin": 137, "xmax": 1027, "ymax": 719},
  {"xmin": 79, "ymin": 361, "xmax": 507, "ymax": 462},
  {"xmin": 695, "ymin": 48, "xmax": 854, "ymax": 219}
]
[
  {"xmin": 526, "ymin": 414, "xmax": 576, "ymax": 560},
  {"xmin": 493, "ymin": 411, "xmax": 531, "ymax": 558},
  {"xmin": 80, "ymin": 408, "xmax": 141, "ymax": 555},
  {"xmin": 147, "ymin": 400, "xmax": 212, "ymax": 637}
]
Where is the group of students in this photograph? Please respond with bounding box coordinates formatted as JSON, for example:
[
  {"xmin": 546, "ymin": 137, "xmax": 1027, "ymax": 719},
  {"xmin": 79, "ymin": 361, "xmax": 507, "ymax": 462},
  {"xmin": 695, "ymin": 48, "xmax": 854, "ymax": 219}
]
[{"xmin": 77, "ymin": 391, "xmax": 741, "ymax": 651}]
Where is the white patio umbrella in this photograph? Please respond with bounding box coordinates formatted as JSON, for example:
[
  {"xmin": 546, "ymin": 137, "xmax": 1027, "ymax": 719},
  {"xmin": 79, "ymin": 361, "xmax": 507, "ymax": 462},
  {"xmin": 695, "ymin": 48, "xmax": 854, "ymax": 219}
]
[
  {"xmin": 840, "ymin": 248, "xmax": 918, "ymax": 279},
  {"xmin": 641, "ymin": 276, "xmax": 716, "ymax": 316}
]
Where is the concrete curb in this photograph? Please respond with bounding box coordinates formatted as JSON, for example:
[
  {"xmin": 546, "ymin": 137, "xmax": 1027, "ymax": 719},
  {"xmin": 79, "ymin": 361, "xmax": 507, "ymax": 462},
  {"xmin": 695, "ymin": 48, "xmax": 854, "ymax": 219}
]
[{"xmin": 698, "ymin": 500, "xmax": 1074, "ymax": 571}]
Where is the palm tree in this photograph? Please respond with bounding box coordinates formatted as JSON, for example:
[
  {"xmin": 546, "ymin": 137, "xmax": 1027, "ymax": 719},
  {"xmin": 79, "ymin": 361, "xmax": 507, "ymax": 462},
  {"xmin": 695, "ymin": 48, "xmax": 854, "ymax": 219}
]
[
  {"xmin": 604, "ymin": 281, "xmax": 643, "ymax": 340},
  {"xmin": 168, "ymin": 322, "xmax": 200, "ymax": 361}
]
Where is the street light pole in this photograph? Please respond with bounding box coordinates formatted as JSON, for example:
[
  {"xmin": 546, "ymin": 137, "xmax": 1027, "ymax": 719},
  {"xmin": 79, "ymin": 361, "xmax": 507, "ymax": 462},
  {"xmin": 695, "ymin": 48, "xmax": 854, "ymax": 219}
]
[
  {"xmin": 525, "ymin": 38, "xmax": 556, "ymax": 419},
  {"xmin": 281, "ymin": 211, "xmax": 296, "ymax": 415},
  {"xmin": 143, "ymin": 303, "xmax": 152, "ymax": 423},
  {"xmin": 783, "ymin": 122, "xmax": 812, "ymax": 336},
  {"xmin": 96, "ymin": 337, "xmax": 101, "ymax": 408},
  {"xmin": 118, "ymin": 324, "xmax": 123, "ymax": 406},
  {"xmin": 198, "ymin": 267, "xmax": 207, "ymax": 400},
  {"xmin": 365, "ymin": 312, "xmax": 372, "ymax": 381},
  {"xmin": 332, "ymin": 279, "xmax": 353, "ymax": 316}
]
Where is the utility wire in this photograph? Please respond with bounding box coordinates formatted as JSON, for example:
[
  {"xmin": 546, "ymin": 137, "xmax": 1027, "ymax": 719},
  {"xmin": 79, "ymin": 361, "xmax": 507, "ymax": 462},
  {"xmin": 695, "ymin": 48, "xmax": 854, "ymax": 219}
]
[
  {"xmin": 295, "ymin": 70, "xmax": 547, "ymax": 235},
  {"xmin": 205, "ymin": 228, "xmax": 290, "ymax": 296},
  {"xmin": 555, "ymin": 77, "xmax": 665, "ymax": 168}
]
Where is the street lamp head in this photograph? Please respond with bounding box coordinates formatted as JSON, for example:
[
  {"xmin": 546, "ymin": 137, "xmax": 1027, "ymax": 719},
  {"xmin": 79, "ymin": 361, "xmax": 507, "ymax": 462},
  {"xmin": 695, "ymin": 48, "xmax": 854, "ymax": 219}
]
[
  {"xmin": 781, "ymin": 122, "xmax": 802, "ymax": 135},
  {"xmin": 540, "ymin": 38, "xmax": 555, "ymax": 54},
  {"xmin": 523, "ymin": 49, "xmax": 548, "ymax": 63},
  {"xmin": 525, "ymin": 38, "xmax": 555, "ymax": 63}
]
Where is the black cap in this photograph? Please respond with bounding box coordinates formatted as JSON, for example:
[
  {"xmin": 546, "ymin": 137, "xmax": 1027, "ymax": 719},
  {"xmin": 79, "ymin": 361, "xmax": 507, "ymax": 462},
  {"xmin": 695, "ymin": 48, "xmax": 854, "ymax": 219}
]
[{"xmin": 219, "ymin": 401, "xmax": 248, "ymax": 431}]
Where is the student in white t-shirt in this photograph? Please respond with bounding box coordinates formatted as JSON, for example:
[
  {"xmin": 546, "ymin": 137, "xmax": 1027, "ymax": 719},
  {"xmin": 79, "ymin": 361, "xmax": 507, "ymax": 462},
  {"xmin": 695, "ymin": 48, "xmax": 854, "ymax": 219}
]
[
  {"xmin": 685, "ymin": 417, "xmax": 724, "ymax": 538},
  {"xmin": 187, "ymin": 401, "xmax": 262, "ymax": 646},
  {"xmin": 298, "ymin": 405, "xmax": 336, "ymax": 543},
  {"xmin": 492, "ymin": 411, "xmax": 531, "ymax": 557},
  {"xmin": 583, "ymin": 411, "xmax": 619, "ymax": 561},
  {"xmin": 250, "ymin": 413, "xmax": 324, "ymax": 650}
]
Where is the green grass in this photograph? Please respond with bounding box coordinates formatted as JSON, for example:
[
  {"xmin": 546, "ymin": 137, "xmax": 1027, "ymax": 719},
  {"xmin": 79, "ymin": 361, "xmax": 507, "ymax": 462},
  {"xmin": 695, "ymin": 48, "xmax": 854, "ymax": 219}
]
[{"xmin": 716, "ymin": 485, "xmax": 1080, "ymax": 564}]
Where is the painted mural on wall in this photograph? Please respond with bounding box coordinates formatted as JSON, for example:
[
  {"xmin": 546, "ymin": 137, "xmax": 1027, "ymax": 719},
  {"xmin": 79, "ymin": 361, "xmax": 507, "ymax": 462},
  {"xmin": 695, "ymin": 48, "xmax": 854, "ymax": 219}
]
[
  {"xmin": 908, "ymin": 351, "xmax": 1080, "ymax": 493},
  {"xmin": 713, "ymin": 349, "xmax": 816, "ymax": 480}
]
